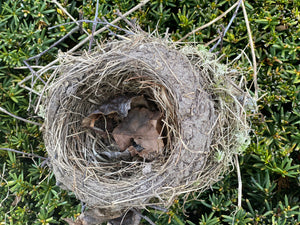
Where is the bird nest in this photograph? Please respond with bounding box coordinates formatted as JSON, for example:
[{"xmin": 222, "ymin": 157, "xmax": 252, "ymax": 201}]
[{"xmin": 42, "ymin": 34, "xmax": 250, "ymax": 222}]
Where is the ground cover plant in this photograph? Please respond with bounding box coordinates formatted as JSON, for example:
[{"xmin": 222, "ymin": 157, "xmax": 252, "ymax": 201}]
[{"xmin": 0, "ymin": 0, "xmax": 299, "ymax": 224}]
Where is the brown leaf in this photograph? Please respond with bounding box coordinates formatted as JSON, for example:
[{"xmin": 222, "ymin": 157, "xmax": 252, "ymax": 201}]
[
  {"xmin": 81, "ymin": 95, "xmax": 149, "ymax": 132},
  {"xmin": 112, "ymin": 108, "xmax": 164, "ymax": 160},
  {"xmin": 81, "ymin": 113, "xmax": 101, "ymax": 129}
]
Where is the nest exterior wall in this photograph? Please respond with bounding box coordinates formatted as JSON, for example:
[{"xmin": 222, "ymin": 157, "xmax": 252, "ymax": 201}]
[{"xmin": 43, "ymin": 35, "xmax": 249, "ymax": 219}]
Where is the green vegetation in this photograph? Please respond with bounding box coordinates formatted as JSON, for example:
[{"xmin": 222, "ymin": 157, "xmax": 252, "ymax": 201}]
[{"xmin": 0, "ymin": 0, "xmax": 299, "ymax": 224}]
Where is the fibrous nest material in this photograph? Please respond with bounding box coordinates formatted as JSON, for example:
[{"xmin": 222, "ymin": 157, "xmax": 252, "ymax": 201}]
[{"xmin": 43, "ymin": 34, "xmax": 250, "ymax": 222}]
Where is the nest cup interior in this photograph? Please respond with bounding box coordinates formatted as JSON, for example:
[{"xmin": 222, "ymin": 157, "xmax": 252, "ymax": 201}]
[{"xmin": 65, "ymin": 66, "xmax": 177, "ymax": 180}]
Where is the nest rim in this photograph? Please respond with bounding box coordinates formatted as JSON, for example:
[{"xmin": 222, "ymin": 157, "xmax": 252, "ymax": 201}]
[{"xmin": 42, "ymin": 35, "xmax": 251, "ymax": 215}]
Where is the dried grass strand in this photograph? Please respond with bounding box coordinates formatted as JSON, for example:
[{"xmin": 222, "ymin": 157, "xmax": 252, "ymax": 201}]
[
  {"xmin": 241, "ymin": 0, "xmax": 258, "ymax": 100},
  {"xmin": 178, "ymin": 1, "xmax": 240, "ymax": 42}
]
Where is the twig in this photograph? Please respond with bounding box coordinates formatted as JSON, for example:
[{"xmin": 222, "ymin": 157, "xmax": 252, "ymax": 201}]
[
  {"xmin": 89, "ymin": 0, "xmax": 99, "ymax": 52},
  {"xmin": 210, "ymin": 0, "xmax": 243, "ymax": 52},
  {"xmin": 241, "ymin": 0, "xmax": 258, "ymax": 100},
  {"xmin": 0, "ymin": 148, "xmax": 47, "ymax": 160},
  {"xmin": 100, "ymin": 17, "xmax": 132, "ymax": 40},
  {"xmin": 18, "ymin": 64, "xmax": 57, "ymax": 86},
  {"xmin": 0, "ymin": 166, "xmax": 10, "ymax": 208},
  {"xmin": 219, "ymin": 26, "xmax": 225, "ymax": 51},
  {"xmin": 66, "ymin": 0, "xmax": 150, "ymax": 53},
  {"xmin": 0, "ymin": 106, "xmax": 42, "ymax": 126},
  {"xmin": 23, "ymin": 26, "xmax": 80, "ymax": 109},
  {"xmin": 23, "ymin": 60, "xmax": 46, "ymax": 85},
  {"xmin": 14, "ymin": 66, "xmax": 44, "ymax": 69},
  {"xmin": 178, "ymin": 1, "xmax": 240, "ymax": 42},
  {"xmin": 23, "ymin": 60, "xmax": 45, "ymax": 110},
  {"xmin": 49, "ymin": 19, "xmax": 135, "ymax": 35},
  {"xmin": 21, "ymin": 0, "xmax": 150, "ymax": 86},
  {"xmin": 115, "ymin": 9, "xmax": 136, "ymax": 30},
  {"xmin": 102, "ymin": 18, "xmax": 117, "ymax": 37},
  {"xmin": 19, "ymin": 84, "xmax": 41, "ymax": 96},
  {"xmin": 34, "ymin": 67, "xmax": 59, "ymax": 114},
  {"xmin": 48, "ymin": 20, "xmax": 88, "ymax": 29},
  {"xmin": 25, "ymin": 26, "xmax": 79, "ymax": 63},
  {"xmin": 211, "ymin": 25, "xmax": 225, "ymax": 53},
  {"xmin": 131, "ymin": 209, "xmax": 156, "ymax": 225},
  {"xmin": 235, "ymin": 154, "xmax": 242, "ymax": 208},
  {"xmin": 148, "ymin": 205, "xmax": 169, "ymax": 213},
  {"xmin": 98, "ymin": 17, "xmax": 135, "ymax": 35},
  {"xmin": 23, "ymin": 26, "xmax": 79, "ymax": 92},
  {"xmin": 51, "ymin": 0, "xmax": 89, "ymax": 35},
  {"xmin": 204, "ymin": 36, "xmax": 220, "ymax": 47}
]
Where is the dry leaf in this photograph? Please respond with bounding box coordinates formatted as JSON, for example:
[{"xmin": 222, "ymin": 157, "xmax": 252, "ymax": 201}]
[
  {"xmin": 81, "ymin": 96, "xmax": 130, "ymax": 129},
  {"xmin": 112, "ymin": 107, "xmax": 164, "ymax": 160},
  {"xmin": 82, "ymin": 95, "xmax": 149, "ymax": 131},
  {"xmin": 82, "ymin": 95, "xmax": 164, "ymax": 160}
]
